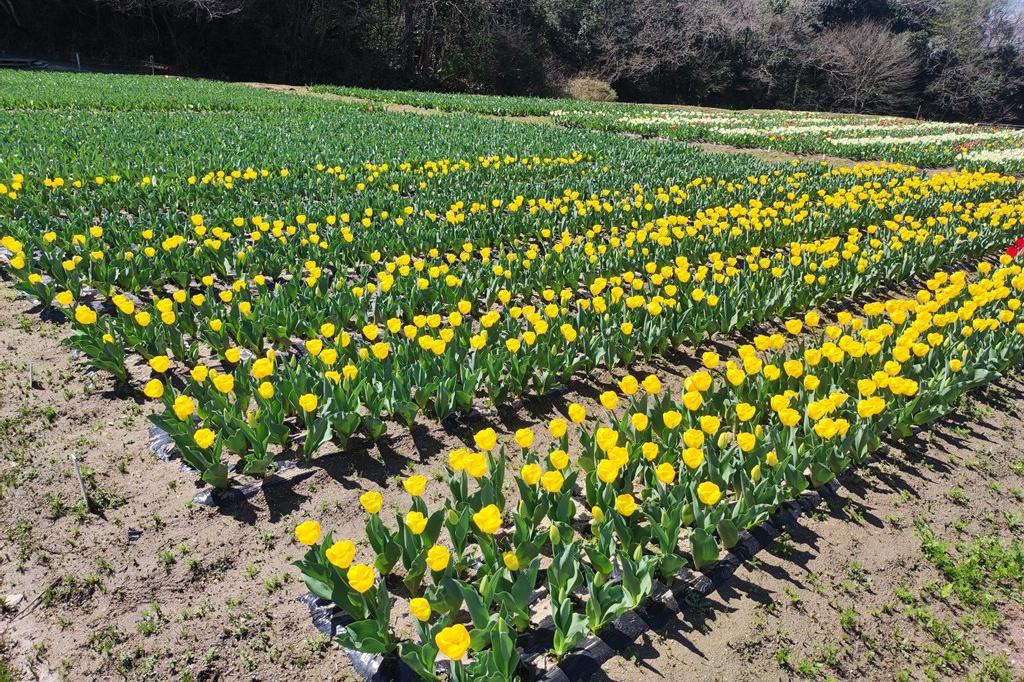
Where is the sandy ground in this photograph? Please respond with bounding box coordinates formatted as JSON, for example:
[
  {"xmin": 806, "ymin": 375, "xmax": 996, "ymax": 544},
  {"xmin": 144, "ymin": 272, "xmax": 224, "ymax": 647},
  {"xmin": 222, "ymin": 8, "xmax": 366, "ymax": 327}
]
[{"xmin": 1, "ymin": 260, "xmax": 1023, "ymax": 682}]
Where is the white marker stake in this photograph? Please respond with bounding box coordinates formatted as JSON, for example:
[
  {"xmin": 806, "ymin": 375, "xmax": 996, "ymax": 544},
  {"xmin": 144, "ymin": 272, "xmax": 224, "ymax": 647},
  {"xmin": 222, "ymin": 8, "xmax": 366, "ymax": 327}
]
[{"xmin": 70, "ymin": 454, "xmax": 90, "ymax": 512}]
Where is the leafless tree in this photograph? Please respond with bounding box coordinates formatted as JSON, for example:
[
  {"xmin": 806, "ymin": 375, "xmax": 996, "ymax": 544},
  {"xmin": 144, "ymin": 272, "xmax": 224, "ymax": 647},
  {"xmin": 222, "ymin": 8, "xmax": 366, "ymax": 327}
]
[
  {"xmin": 97, "ymin": 0, "xmax": 244, "ymax": 19},
  {"xmin": 807, "ymin": 20, "xmax": 919, "ymax": 113},
  {"xmin": 6, "ymin": 0, "xmax": 1022, "ymax": 121},
  {"xmin": 928, "ymin": 60, "xmax": 1007, "ymax": 117},
  {"xmin": 588, "ymin": 0, "xmax": 692, "ymax": 82},
  {"xmin": 921, "ymin": 0, "xmax": 1024, "ymax": 120}
]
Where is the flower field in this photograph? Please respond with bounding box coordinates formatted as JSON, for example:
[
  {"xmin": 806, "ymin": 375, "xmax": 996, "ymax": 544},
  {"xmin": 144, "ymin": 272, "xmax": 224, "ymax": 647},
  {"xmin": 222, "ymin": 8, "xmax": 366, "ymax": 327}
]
[
  {"xmin": 310, "ymin": 84, "xmax": 1024, "ymax": 173},
  {"xmin": 294, "ymin": 257, "xmax": 1024, "ymax": 678},
  {"xmin": 1, "ymin": 73, "xmax": 1023, "ymax": 681},
  {"xmin": 554, "ymin": 108, "xmax": 1024, "ymax": 172}
]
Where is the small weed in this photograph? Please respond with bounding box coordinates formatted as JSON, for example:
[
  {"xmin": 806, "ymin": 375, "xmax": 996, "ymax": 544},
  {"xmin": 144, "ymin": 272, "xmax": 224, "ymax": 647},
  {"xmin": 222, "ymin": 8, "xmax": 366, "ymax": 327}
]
[
  {"xmin": 263, "ymin": 572, "xmax": 290, "ymax": 594},
  {"xmin": 917, "ymin": 524, "xmax": 1024, "ymax": 629},
  {"xmin": 304, "ymin": 633, "xmax": 330, "ymax": 653},
  {"xmin": 87, "ymin": 626, "xmax": 125, "ymax": 658},
  {"xmin": 42, "ymin": 575, "xmax": 103, "ymax": 607},
  {"xmin": 839, "ymin": 606, "xmax": 859, "ymax": 632},
  {"xmin": 158, "ymin": 550, "xmax": 176, "ymax": 570},
  {"xmin": 773, "ymin": 531, "xmax": 794, "ymax": 558},
  {"xmin": 45, "ymin": 492, "xmax": 67, "ymax": 519},
  {"xmin": 969, "ymin": 654, "xmax": 1015, "ymax": 682},
  {"xmin": 137, "ymin": 604, "xmax": 165, "ymax": 636}
]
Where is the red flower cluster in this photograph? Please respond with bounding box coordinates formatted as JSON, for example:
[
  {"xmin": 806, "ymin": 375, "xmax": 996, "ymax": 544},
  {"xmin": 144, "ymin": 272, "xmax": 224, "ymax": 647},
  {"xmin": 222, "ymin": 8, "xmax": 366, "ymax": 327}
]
[{"xmin": 1007, "ymin": 237, "xmax": 1024, "ymax": 258}]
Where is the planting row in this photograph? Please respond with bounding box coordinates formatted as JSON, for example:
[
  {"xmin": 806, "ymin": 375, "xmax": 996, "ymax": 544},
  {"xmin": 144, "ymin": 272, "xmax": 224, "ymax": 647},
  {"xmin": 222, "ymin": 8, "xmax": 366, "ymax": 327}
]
[{"xmin": 4, "ymin": 174, "xmax": 1020, "ymax": 486}]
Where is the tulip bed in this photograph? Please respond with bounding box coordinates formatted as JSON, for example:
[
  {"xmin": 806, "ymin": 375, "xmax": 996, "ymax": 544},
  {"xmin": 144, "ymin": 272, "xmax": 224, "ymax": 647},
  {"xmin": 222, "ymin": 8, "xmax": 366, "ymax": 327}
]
[
  {"xmin": 3, "ymin": 152, "xmax": 1022, "ymax": 487},
  {"xmin": 299, "ymin": 85, "xmax": 1024, "ymax": 172},
  {"xmin": 3, "ymin": 73, "xmax": 1024, "ymax": 681},
  {"xmin": 554, "ymin": 108, "xmax": 1024, "ymax": 172},
  {"xmin": 0, "ymin": 70, "xmax": 359, "ymax": 113},
  {"xmin": 309, "ymin": 85, "xmax": 627, "ymax": 117},
  {"xmin": 293, "ymin": 258, "xmax": 1024, "ymax": 678}
]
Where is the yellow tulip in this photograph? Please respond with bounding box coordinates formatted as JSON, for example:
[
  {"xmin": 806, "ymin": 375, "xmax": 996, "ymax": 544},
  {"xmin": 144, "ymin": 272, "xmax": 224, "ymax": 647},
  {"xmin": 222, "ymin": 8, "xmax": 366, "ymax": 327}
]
[
  {"xmin": 697, "ymin": 481, "xmax": 722, "ymax": 506},
  {"xmin": 520, "ymin": 463, "xmax": 541, "ymax": 485},
  {"xmin": 403, "ymin": 475, "xmax": 427, "ymax": 497},
  {"xmin": 359, "ymin": 491, "xmax": 383, "ymax": 514},
  {"xmin": 193, "ymin": 428, "xmax": 216, "ymax": 449},
  {"xmin": 404, "ymin": 511, "xmax": 427, "ymax": 535},
  {"xmin": 435, "ymin": 623, "xmax": 471, "ymax": 661},
  {"xmin": 472, "ymin": 504, "xmax": 502, "ymax": 534},
  {"xmin": 426, "ymin": 544, "xmax": 450, "ymax": 572},
  {"xmin": 614, "ymin": 493, "xmax": 637, "ymax": 516},
  {"xmin": 172, "ymin": 395, "xmax": 194, "ymax": 421},
  {"xmin": 597, "ymin": 459, "xmax": 619, "ymax": 483},
  {"xmin": 409, "ymin": 597, "xmax": 432, "ymax": 622},
  {"xmin": 143, "ymin": 379, "xmax": 164, "ymax": 399},
  {"xmin": 326, "ymin": 540, "xmax": 356, "ymax": 569},
  {"xmin": 149, "ymin": 355, "xmax": 170, "ymax": 374},
  {"xmin": 74, "ymin": 305, "xmax": 97, "ymax": 325},
  {"xmin": 540, "ymin": 471, "xmax": 564, "ymax": 493},
  {"xmin": 294, "ymin": 520, "xmax": 320, "ymax": 546},
  {"xmin": 346, "ymin": 563, "xmax": 375, "ymax": 593}
]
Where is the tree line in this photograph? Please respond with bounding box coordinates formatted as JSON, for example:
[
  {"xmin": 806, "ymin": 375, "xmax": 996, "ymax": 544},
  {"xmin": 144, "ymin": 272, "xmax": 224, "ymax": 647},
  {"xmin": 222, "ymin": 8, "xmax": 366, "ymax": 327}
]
[{"xmin": 3, "ymin": 0, "xmax": 1023, "ymax": 122}]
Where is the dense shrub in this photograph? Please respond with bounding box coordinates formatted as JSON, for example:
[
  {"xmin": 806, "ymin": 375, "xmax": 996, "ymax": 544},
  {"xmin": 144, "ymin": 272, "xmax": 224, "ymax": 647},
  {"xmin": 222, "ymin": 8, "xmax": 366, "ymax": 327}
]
[{"xmin": 565, "ymin": 77, "xmax": 617, "ymax": 102}]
